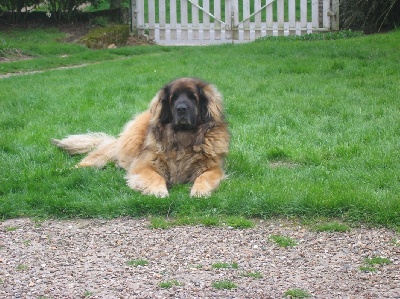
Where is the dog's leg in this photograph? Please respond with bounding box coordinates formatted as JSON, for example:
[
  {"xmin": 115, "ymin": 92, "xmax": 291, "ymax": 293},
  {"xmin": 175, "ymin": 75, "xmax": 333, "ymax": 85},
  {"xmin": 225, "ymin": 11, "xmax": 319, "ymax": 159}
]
[
  {"xmin": 117, "ymin": 111, "xmax": 151, "ymax": 170},
  {"xmin": 77, "ymin": 138, "xmax": 118, "ymax": 168},
  {"xmin": 190, "ymin": 166, "xmax": 224, "ymax": 197},
  {"xmin": 126, "ymin": 163, "xmax": 169, "ymax": 198}
]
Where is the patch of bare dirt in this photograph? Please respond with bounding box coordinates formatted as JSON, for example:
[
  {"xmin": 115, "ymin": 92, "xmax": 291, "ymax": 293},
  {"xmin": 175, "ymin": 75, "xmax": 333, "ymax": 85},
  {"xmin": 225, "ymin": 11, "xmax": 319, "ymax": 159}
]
[{"xmin": 126, "ymin": 35, "xmax": 155, "ymax": 46}]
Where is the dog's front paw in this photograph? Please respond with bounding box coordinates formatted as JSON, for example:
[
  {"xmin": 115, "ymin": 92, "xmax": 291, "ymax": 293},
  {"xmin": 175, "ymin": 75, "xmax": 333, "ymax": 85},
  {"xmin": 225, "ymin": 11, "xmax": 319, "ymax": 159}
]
[
  {"xmin": 126, "ymin": 174, "xmax": 169, "ymax": 198},
  {"xmin": 190, "ymin": 185, "xmax": 212, "ymax": 198},
  {"xmin": 190, "ymin": 167, "xmax": 224, "ymax": 198},
  {"xmin": 145, "ymin": 187, "xmax": 169, "ymax": 198}
]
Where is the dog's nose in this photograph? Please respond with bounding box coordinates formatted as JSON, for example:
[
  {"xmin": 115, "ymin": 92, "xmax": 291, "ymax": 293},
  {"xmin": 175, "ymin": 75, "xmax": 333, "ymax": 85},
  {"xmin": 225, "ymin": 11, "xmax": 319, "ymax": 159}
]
[{"xmin": 177, "ymin": 103, "xmax": 188, "ymax": 114}]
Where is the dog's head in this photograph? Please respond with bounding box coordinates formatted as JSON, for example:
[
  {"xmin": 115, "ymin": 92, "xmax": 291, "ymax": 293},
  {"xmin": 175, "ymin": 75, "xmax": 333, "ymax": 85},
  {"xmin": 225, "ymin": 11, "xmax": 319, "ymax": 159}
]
[{"xmin": 150, "ymin": 78, "xmax": 224, "ymax": 130}]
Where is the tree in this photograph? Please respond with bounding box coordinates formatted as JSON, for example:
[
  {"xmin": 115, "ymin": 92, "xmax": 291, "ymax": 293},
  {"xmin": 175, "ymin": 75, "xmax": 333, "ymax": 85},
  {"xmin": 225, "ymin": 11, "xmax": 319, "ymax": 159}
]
[{"xmin": 0, "ymin": 0, "xmax": 41, "ymax": 22}]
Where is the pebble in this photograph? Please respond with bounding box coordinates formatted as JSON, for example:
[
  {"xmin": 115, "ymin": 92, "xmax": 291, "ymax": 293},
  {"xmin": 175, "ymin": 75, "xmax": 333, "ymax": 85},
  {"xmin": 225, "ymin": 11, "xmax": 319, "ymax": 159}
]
[{"xmin": 1, "ymin": 218, "xmax": 399, "ymax": 298}]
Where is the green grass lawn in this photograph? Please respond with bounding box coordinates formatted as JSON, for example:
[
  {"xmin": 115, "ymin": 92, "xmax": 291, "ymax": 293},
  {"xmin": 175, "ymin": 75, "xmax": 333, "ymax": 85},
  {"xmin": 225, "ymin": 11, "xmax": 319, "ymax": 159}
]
[{"xmin": 1, "ymin": 28, "xmax": 399, "ymax": 228}]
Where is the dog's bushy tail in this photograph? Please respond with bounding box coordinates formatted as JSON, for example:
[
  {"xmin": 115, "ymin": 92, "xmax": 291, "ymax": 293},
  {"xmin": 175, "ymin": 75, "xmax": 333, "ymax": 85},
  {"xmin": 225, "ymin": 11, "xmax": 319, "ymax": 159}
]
[
  {"xmin": 52, "ymin": 133, "xmax": 118, "ymax": 168},
  {"xmin": 52, "ymin": 133, "xmax": 115, "ymax": 154}
]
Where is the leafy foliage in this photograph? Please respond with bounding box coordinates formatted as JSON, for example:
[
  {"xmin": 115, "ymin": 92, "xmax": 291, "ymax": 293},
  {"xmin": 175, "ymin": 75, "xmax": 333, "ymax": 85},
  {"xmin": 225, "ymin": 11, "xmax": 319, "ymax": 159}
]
[
  {"xmin": 340, "ymin": 0, "xmax": 400, "ymax": 33},
  {"xmin": 0, "ymin": 0, "xmax": 98, "ymax": 22}
]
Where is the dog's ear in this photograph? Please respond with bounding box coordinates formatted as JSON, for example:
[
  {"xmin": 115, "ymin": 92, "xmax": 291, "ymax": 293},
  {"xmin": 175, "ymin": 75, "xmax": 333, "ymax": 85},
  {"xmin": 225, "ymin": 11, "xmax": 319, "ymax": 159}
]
[
  {"xmin": 198, "ymin": 85, "xmax": 213, "ymax": 124},
  {"xmin": 201, "ymin": 83, "xmax": 225, "ymax": 125},
  {"xmin": 149, "ymin": 84, "xmax": 172, "ymax": 126},
  {"xmin": 158, "ymin": 85, "xmax": 173, "ymax": 124}
]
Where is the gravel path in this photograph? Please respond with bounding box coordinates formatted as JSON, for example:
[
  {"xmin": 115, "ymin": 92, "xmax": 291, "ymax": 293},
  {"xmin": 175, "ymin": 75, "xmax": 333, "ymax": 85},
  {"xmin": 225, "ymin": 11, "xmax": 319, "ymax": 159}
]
[{"xmin": 1, "ymin": 218, "xmax": 399, "ymax": 299}]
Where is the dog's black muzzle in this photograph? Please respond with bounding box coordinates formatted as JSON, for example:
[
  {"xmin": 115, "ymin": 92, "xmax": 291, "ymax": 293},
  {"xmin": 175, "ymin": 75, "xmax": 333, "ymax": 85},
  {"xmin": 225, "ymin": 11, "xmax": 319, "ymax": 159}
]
[
  {"xmin": 176, "ymin": 103, "xmax": 189, "ymax": 121},
  {"xmin": 173, "ymin": 95, "xmax": 197, "ymax": 130}
]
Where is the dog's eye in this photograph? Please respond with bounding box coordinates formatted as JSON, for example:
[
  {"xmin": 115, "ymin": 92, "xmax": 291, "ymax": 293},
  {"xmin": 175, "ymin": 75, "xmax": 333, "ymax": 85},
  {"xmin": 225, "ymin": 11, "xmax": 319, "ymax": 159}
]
[
  {"xmin": 171, "ymin": 93, "xmax": 178, "ymax": 101},
  {"xmin": 187, "ymin": 92, "xmax": 196, "ymax": 100}
]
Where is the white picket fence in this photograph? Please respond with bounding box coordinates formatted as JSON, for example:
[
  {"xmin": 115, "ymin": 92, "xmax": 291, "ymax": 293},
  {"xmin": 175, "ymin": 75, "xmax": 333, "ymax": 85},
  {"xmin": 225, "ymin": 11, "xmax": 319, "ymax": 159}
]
[{"xmin": 131, "ymin": 0, "xmax": 339, "ymax": 45}]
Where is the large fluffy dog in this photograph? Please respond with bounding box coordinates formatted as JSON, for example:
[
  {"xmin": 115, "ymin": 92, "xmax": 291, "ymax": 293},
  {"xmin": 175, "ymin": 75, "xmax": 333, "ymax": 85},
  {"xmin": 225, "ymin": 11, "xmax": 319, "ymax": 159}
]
[{"xmin": 52, "ymin": 78, "xmax": 229, "ymax": 198}]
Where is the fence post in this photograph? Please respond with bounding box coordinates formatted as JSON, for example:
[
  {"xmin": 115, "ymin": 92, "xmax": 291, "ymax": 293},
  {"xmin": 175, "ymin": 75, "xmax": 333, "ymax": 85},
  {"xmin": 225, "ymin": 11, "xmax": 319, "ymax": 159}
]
[
  {"xmin": 131, "ymin": 0, "xmax": 138, "ymax": 35},
  {"xmin": 311, "ymin": 0, "xmax": 318, "ymax": 31},
  {"xmin": 330, "ymin": 0, "xmax": 339, "ymax": 30},
  {"xmin": 277, "ymin": 0, "xmax": 284, "ymax": 36},
  {"xmin": 231, "ymin": 0, "xmax": 239, "ymax": 41},
  {"xmin": 214, "ymin": 0, "xmax": 222, "ymax": 40}
]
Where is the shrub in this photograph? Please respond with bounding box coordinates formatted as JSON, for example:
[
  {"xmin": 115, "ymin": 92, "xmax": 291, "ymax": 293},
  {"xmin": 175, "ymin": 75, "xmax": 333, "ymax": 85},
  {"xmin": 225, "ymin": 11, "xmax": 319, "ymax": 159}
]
[
  {"xmin": 340, "ymin": 0, "xmax": 400, "ymax": 33},
  {"xmin": 79, "ymin": 25, "xmax": 130, "ymax": 48}
]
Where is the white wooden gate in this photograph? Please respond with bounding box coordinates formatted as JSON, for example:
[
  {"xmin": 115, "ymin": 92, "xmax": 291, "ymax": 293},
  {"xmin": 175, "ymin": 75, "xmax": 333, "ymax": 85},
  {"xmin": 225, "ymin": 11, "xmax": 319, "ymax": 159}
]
[{"xmin": 131, "ymin": 0, "xmax": 339, "ymax": 45}]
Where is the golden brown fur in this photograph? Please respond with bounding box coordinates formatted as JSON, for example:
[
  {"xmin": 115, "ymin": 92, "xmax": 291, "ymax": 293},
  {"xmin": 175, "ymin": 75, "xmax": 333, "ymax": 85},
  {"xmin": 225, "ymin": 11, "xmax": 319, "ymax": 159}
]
[{"xmin": 52, "ymin": 78, "xmax": 229, "ymax": 197}]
